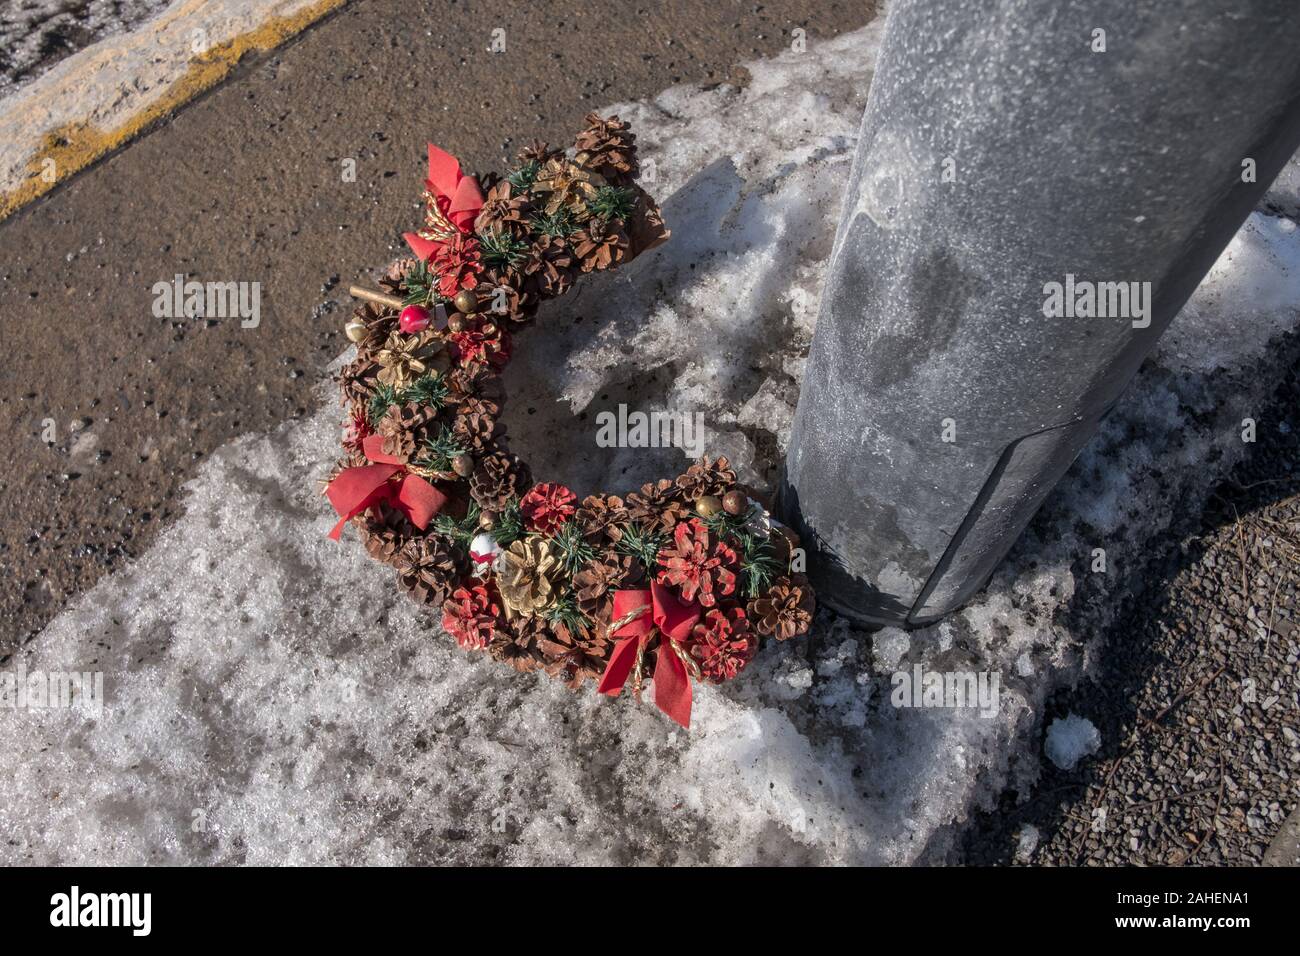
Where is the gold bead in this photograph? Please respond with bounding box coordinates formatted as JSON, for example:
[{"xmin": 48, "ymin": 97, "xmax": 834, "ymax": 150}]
[
  {"xmin": 447, "ymin": 313, "xmax": 466, "ymax": 333},
  {"xmin": 479, "ymin": 511, "xmax": 496, "ymax": 530},
  {"xmin": 344, "ymin": 319, "xmax": 368, "ymax": 343},
  {"xmin": 453, "ymin": 289, "xmax": 479, "ymax": 314},
  {"xmin": 695, "ymin": 495, "xmax": 723, "ymax": 517},
  {"xmin": 722, "ymin": 490, "xmax": 748, "ymax": 515},
  {"xmin": 452, "ymin": 454, "xmax": 474, "ymax": 478}
]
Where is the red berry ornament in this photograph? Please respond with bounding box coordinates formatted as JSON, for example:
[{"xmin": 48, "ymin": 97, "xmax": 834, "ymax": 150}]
[{"xmin": 399, "ymin": 304, "xmax": 431, "ymax": 334}]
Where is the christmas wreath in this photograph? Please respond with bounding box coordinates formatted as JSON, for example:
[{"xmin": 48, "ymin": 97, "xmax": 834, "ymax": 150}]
[{"xmin": 325, "ymin": 114, "xmax": 814, "ymax": 727}]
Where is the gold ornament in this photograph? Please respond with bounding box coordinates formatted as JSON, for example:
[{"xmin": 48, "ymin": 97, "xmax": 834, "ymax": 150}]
[
  {"xmin": 344, "ymin": 318, "xmax": 368, "ymax": 343},
  {"xmin": 497, "ymin": 537, "xmax": 562, "ymax": 618},
  {"xmin": 453, "ymin": 289, "xmax": 480, "ymax": 314},
  {"xmin": 695, "ymin": 495, "xmax": 723, "ymax": 518}
]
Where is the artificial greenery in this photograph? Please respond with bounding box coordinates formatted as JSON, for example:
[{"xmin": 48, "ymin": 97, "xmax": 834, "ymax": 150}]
[
  {"xmin": 549, "ymin": 519, "xmax": 597, "ymax": 577},
  {"xmin": 412, "ymin": 423, "xmax": 467, "ymax": 473},
  {"xmin": 702, "ymin": 507, "xmax": 780, "ymax": 597},
  {"xmin": 586, "ymin": 185, "xmax": 635, "ymax": 222},
  {"xmin": 401, "ymin": 259, "xmax": 448, "ymax": 307},
  {"xmin": 529, "ymin": 207, "xmax": 578, "ymax": 239},
  {"xmin": 506, "ymin": 160, "xmax": 541, "ymax": 191},
  {"xmin": 492, "ymin": 498, "xmax": 525, "ymax": 547},
  {"xmin": 547, "ymin": 591, "xmax": 591, "ymax": 632},
  {"xmin": 432, "ymin": 501, "xmax": 483, "ymax": 546},
  {"xmin": 616, "ymin": 521, "xmax": 667, "ymax": 572},
  {"xmin": 366, "ymin": 373, "xmax": 447, "ymax": 426},
  {"xmin": 478, "ymin": 228, "xmax": 531, "ymax": 269}
]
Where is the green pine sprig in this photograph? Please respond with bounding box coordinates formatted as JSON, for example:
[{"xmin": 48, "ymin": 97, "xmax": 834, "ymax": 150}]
[
  {"xmin": 492, "ymin": 498, "xmax": 525, "ymax": 546},
  {"xmin": 616, "ymin": 521, "xmax": 667, "ymax": 573},
  {"xmin": 432, "ymin": 501, "xmax": 483, "ymax": 546},
  {"xmin": 506, "ymin": 160, "xmax": 541, "ymax": 192},
  {"xmin": 549, "ymin": 519, "xmax": 596, "ymax": 577},
  {"xmin": 529, "ymin": 207, "xmax": 578, "ymax": 239},
  {"xmin": 548, "ymin": 591, "xmax": 591, "ymax": 632},
  {"xmin": 478, "ymin": 228, "xmax": 531, "ymax": 270},
  {"xmin": 412, "ymin": 424, "xmax": 467, "ymax": 473},
  {"xmin": 586, "ymin": 185, "xmax": 635, "ymax": 223},
  {"xmin": 401, "ymin": 260, "xmax": 448, "ymax": 307},
  {"xmin": 366, "ymin": 373, "xmax": 448, "ymax": 426}
]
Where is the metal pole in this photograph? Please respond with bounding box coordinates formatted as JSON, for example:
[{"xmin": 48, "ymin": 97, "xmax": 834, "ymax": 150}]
[{"xmin": 782, "ymin": 0, "xmax": 1300, "ymax": 626}]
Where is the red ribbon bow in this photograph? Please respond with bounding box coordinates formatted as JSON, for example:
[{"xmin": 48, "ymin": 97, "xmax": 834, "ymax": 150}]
[
  {"xmin": 597, "ymin": 582, "xmax": 702, "ymax": 728},
  {"xmin": 327, "ymin": 435, "xmax": 448, "ymax": 540},
  {"xmin": 403, "ymin": 143, "xmax": 484, "ymax": 262}
]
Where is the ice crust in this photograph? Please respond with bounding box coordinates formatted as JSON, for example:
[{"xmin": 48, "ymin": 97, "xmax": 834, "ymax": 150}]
[
  {"xmin": 2, "ymin": 17, "xmax": 1298, "ymax": 865},
  {"xmin": 1044, "ymin": 715, "xmax": 1102, "ymax": 772}
]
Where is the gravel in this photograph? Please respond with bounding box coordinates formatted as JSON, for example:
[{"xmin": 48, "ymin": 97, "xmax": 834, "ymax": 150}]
[{"xmin": 963, "ymin": 347, "xmax": 1300, "ymax": 865}]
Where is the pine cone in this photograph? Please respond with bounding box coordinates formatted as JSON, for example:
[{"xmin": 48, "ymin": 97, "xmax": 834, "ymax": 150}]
[
  {"xmin": 475, "ymin": 181, "xmax": 533, "ymax": 235},
  {"xmin": 625, "ymin": 186, "xmax": 670, "ymax": 255},
  {"xmin": 377, "ymin": 401, "xmax": 437, "ymax": 461},
  {"xmin": 625, "ymin": 478, "xmax": 689, "ymax": 532},
  {"xmin": 540, "ymin": 619, "xmax": 612, "ymax": 688},
  {"xmin": 748, "ymin": 575, "xmax": 815, "ymax": 641},
  {"xmin": 675, "ymin": 456, "xmax": 737, "ymax": 500},
  {"xmin": 382, "ymin": 258, "xmax": 418, "ymax": 287},
  {"xmin": 339, "ymin": 357, "xmax": 379, "ymax": 408},
  {"xmin": 470, "ymin": 452, "xmax": 531, "ymax": 512},
  {"xmin": 452, "ymin": 408, "xmax": 503, "ymax": 451},
  {"xmin": 517, "ymin": 139, "xmax": 554, "ymax": 165},
  {"xmin": 358, "ymin": 503, "xmax": 414, "ymax": 565},
  {"xmin": 574, "ymin": 493, "xmax": 629, "ymax": 546},
  {"xmin": 441, "ymin": 581, "xmax": 502, "ymax": 651},
  {"xmin": 522, "ymin": 235, "xmax": 575, "ymax": 298},
  {"xmin": 393, "ymin": 536, "xmax": 464, "ymax": 608},
  {"xmin": 348, "ymin": 303, "xmax": 397, "ymax": 354},
  {"xmin": 655, "ymin": 518, "xmax": 739, "ymax": 608},
  {"xmin": 574, "ymin": 112, "xmax": 637, "ymax": 179},
  {"xmin": 445, "ymin": 368, "xmax": 505, "ymax": 406},
  {"xmin": 497, "ymin": 537, "xmax": 562, "ymax": 618},
  {"xmin": 488, "ymin": 615, "xmax": 548, "ymax": 673},
  {"xmin": 572, "ymin": 553, "xmax": 639, "ymax": 621},
  {"xmin": 689, "ymin": 605, "xmax": 756, "ymax": 683},
  {"xmin": 571, "ymin": 218, "xmax": 629, "ymax": 272}
]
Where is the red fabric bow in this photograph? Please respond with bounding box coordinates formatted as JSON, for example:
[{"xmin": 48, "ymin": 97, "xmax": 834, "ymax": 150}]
[
  {"xmin": 403, "ymin": 143, "xmax": 484, "ymax": 261},
  {"xmin": 597, "ymin": 582, "xmax": 702, "ymax": 728},
  {"xmin": 327, "ymin": 435, "xmax": 448, "ymax": 540}
]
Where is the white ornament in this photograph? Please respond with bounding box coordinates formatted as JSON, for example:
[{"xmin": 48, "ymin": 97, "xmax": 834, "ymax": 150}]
[{"xmin": 469, "ymin": 532, "xmax": 501, "ymax": 576}]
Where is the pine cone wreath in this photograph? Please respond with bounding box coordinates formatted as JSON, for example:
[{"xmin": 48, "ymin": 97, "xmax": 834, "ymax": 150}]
[
  {"xmin": 325, "ymin": 114, "xmax": 817, "ymax": 729},
  {"xmin": 393, "ymin": 536, "xmax": 463, "ymax": 608},
  {"xmin": 748, "ymin": 575, "xmax": 815, "ymax": 641}
]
